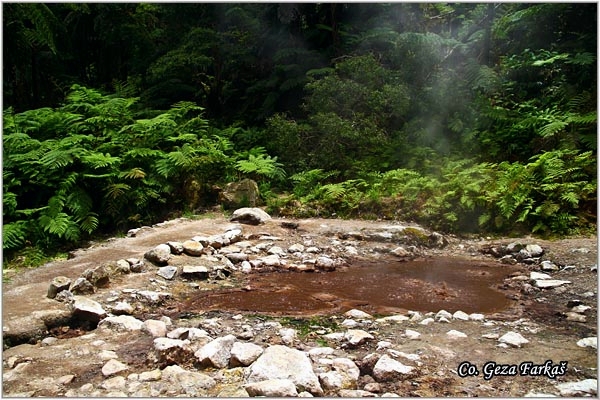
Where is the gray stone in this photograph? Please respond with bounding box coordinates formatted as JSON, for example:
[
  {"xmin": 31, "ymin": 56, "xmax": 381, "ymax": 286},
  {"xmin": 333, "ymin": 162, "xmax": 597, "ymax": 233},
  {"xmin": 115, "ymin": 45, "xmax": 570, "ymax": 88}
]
[
  {"xmin": 279, "ymin": 328, "xmax": 298, "ymax": 346},
  {"xmin": 144, "ymin": 244, "xmax": 172, "ymax": 265},
  {"xmin": 111, "ymin": 301, "xmax": 134, "ymax": 315},
  {"xmin": 114, "ymin": 259, "xmax": 131, "ymax": 274},
  {"xmin": 372, "ymin": 355, "xmax": 414, "ymax": 382},
  {"xmin": 525, "ymin": 244, "xmax": 544, "ymax": 257},
  {"xmin": 541, "ymin": 260, "xmax": 559, "ymax": 271},
  {"xmin": 82, "ymin": 265, "xmax": 110, "ymax": 288},
  {"xmin": 446, "ymin": 330, "xmax": 468, "ymax": 339},
  {"xmin": 69, "ymin": 277, "xmax": 95, "ymax": 295},
  {"xmin": 230, "ymin": 342, "xmax": 264, "ymax": 367},
  {"xmin": 156, "ymin": 266, "xmax": 178, "ymax": 280},
  {"xmin": 230, "ymin": 207, "xmax": 272, "ymax": 225},
  {"xmin": 167, "ymin": 327, "xmax": 212, "ymax": 342},
  {"xmin": 244, "ymin": 379, "xmax": 298, "ymax": 397},
  {"xmin": 166, "ymin": 241, "xmax": 184, "ymax": 255},
  {"xmin": 183, "ymin": 240, "xmax": 204, "ymax": 256},
  {"xmin": 225, "ymin": 252, "xmax": 249, "ymax": 263},
  {"xmin": 71, "ymin": 296, "xmax": 106, "ymax": 322},
  {"xmin": 219, "ymin": 179, "xmax": 261, "ymax": 209},
  {"xmin": 47, "ymin": 276, "xmax": 71, "ymax": 299},
  {"xmin": 338, "ymin": 389, "xmax": 378, "ymax": 397},
  {"xmin": 530, "ymin": 271, "xmax": 553, "ymax": 280},
  {"xmin": 195, "ymin": 334, "xmax": 237, "ymax": 368},
  {"xmin": 405, "ymin": 329, "xmax": 421, "ymax": 340},
  {"xmin": 390, "ymin": 246, "xmax": 410, "ymax": 257},
  {"xmin": 435, "ymin": 310, "xmax": 453, "ymax": 321},
  {"xmin": 452, "ymin": 310, "xmax": 469, "ymax": 321},
  {"xmin": 288, "ymin": 244, "xmax": 305, "ymax": 253},
  {"xmin": 315, "ymin": 256, "xmax": 336, "ymax": 271},
  {"xmin": 565, "ymin": 312, "xmax": 586, "ymax": 322},
  {"xmin": 153, "ymin": 338, "xmax": 195, "ymax": 367},
  {"xmin": 137, "ymin": 290, "xmax": 170, "ymax": 303},
  {"xmin": 246, "ymin": 345, "xmax": 323, "ymax": 396}
]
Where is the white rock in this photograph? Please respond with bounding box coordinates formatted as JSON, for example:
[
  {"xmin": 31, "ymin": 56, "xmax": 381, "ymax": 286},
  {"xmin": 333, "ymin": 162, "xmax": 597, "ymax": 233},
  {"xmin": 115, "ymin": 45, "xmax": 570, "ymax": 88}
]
[
  {"xmin": 138, "ymin": 369, "xmax": 162, "ymax": 382},
  {"xmin": 142, "ymin": 319, "xmax": 167, "ymax": 338},
  {"xmin": 288, "ymin": 244, "xmax": 305, "ymax": 253},
  {"xmin": 144, "ymin": 244, "xmax": 171, "ymax": 265},
  {"xmin": 556, "ymin": 379, "xmax": 597, "ymax": 396},
  {"xmin": 315, "ymin": 256, "xmax": 336, "ymax": 270},
  {"xmin": 372, "ymin": 355, "xmax": 414, "ymax": 382},
  {"xmin": 195, "ymin": 334, "xmax": 237, "ymax": 368},
  {"xmin": 534, "ymin": 279, "xmax": 571, "ymax": 288},
  {"xmin": 279, "ymin": 328, "xmax": 298, "ymax": 346},
  {"xmin": 244, "ymin": 379, "xmax": 298, "ymax": 397},
  {"xmin": 259, "ymin": 255, "xmax": 281, "ymax": 267},
  {"xmin": 71, "ymin": 296, "xmax": 107, "ymax": 320},
  {"xmin": 525, "ymin": 244, "xmax": 544, "ymax": 257},
  {"xmin": 344, "ymin": 329, "xmax": 374, "ymax": 345},
  {"xmin": 182, "ymin": 240, "xmax": 204, "ymax": 256},
  {"xmin": 100, "ymin": 376, "xmax": 126, "ymax": 391},
  {"xmin": 98, "ymin": 315, "xmax": 144, "ymax": 331},
  {"xmin": 446, "ymin": 330, "xmax": 468, "ymax": 339},
  {"xmin": 530, "ymin": 271, "xmax": 553, "ymax": 280},
  {"xmin": 498, "ymin": 331, "xmax": 529, "ymax": 347},
  {"xmin": 405, "ymin": 329, "xmax": 421, "ymax": 340},
  {"xmin": 341, "ymin": 319, "xmax": 359, "ymax": 328},
  {"xmin": 308, "ymin": 347, "xmax": 335, "ymax": 359},
  {"xmin": 167, "ymin": 327, "xmax": 212, "ymax": 341},
  {"xmin": 571, "ymin": 305, "xmax": 591, "ymax": 313},
  {"xmin": 240, "ymin": 261, "xmax": 252, "ymax": 273},
  {"xmin": 332, "ymin": 357, "xmax": 360, "ymax": 383},
  {"xmin": 576, "ymin": 337, "xmax": 597, "ymax": 349},
  {"xmin": 153, "ymin": 337, "xmax": 190, "ymax": 352},
  {"xmin": 540, "ymin": 260, "xmax": 559, "ymax": 271},
  {"xmin": 376, "ymin": 315, "xmax": 409, "ymax": 324},
  {"xmin": 420, "ymin": 317, "xmax": 435, "ymax": 325},
  {"xmin": 246, "ymin": 345, "xmax": 323, "ymax": 396},
  {"xmin": 452, "ymin": 311, "xmax": 469, "ymax": 321},
  {"xmin": 230, "ymin": 342, "xmax": 263, "ymax": 367},
  {"xmin": 319, "ymin": 371, "xmax": 345, "ymax": 391},
  {"xmin": 435, "ymin": 310, "xmax": 452, "ymax": 321},
  {"xmin": 345, "ymin": 309, "xmax": 373, "ymax": 319},
  {"xmin": 268, "ymin": 246, "xmax": 286, "ymax": 256},
  {"xmin": 469, "ymin": 313, "xmax": 485, "ymax": 321},
  {"xmin": 102, "ymin": 359, "xmax": 129, "ymax": 377},
  {"xmin": 161, "ymin": 365, "xmax": 216, "ymax": 394},
  {"xmin": 230, "ymin": 207, "xmax": 272, "ymax": 225}
]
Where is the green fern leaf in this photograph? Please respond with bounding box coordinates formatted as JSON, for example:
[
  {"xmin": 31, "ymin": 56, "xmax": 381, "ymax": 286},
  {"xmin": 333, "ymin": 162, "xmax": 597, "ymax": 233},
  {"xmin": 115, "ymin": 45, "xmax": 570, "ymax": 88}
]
[
  {"xmin": 3, "ymin": 221, "xmax": 27, "ymax": 250},
  {"xmin": 104, "ymin": 183, "xmax": 131, "ymax": 200}
]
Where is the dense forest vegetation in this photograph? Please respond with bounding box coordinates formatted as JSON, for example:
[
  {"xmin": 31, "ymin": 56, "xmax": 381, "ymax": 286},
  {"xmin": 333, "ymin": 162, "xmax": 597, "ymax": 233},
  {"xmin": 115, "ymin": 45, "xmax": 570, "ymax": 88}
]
[{"xmin": 3, "ymin": 3, "xmax": 597, "ymax": 264}]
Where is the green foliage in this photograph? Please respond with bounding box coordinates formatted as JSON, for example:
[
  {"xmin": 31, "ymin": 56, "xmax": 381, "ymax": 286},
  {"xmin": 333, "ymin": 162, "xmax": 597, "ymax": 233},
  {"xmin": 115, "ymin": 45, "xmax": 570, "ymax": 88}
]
[{"xmin": 235, "ymin": 149, "xmax": 286, "ymax": 182}]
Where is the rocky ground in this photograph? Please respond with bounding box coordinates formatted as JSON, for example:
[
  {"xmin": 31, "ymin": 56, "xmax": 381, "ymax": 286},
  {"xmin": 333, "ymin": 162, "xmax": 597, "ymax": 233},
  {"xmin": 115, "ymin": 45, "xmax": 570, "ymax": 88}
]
[{"xmin": 2, "ymin": 210, "xmax": 598, "ymax": 397}]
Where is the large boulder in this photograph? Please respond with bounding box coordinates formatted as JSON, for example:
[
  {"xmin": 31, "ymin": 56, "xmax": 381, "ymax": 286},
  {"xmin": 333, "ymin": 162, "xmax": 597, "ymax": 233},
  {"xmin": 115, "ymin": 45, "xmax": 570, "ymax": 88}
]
[
  {"xmin": 230, "ymin": 207, "xmax": 272, "ymax": 225},
  {"xmin": 219, "ymin": 179, "xmax": 260, "ymax": 209},
  {"xmin": 246, "ymin": 345, "xmax": 323, "ymax": 396}
]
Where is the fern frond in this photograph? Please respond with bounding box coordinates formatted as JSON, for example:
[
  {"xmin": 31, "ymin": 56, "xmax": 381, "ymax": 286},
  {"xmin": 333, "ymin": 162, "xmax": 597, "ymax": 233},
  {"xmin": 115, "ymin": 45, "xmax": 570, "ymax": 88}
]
[
  {"xmin": 119, "ymin": 168, "xmax": 146, "ymax": 179},
  {"xmin": 3, "ymin": 221, "xmax": 27, "ymax": 250},
  {"xmin": 104, "ymin": 183, "xmax": 131, "ymax": 200},
  {"xmin": 81, "ymin": 152, "xmax": 121, "ymax": 169}
]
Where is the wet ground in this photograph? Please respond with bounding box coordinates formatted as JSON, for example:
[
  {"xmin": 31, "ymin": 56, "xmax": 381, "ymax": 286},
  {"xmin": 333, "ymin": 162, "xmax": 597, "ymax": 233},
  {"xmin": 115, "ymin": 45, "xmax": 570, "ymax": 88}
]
[{"xmin": 185, "ymin": 257, "xmax": 518, "ymax": 316}]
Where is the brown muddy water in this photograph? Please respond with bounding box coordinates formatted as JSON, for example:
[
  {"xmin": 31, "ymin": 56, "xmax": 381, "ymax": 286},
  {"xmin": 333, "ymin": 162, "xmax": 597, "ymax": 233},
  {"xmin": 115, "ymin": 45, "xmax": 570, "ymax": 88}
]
[{"xmin": 183, "ymin": 257, "xmax": 517, "ymax": 316}]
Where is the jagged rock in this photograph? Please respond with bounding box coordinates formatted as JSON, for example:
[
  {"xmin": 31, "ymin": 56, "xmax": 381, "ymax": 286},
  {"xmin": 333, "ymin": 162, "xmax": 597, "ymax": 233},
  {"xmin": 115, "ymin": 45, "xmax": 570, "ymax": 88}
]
[
  {"xmin": 156, "ymin": 266, "xmax": 178, "ymax": 280},
  {"xmin": 224, "ymin": 228, "xmax": 243, "ymax": 243},
  {"xmin": 113, "ymin": 259, "xmax": 131, "ymax": 274},
  {"xmin": 142, "ymin": 319, "xmax": 167, "ymax": 338},
  {"xmin": 530, "ymin": 271, "xmax": 553, "ymax": 280},
  {"xmin": 137, "ymin": 290, "xmax": 171, "ymax": 304},
  {"xmin": 47, "ymin": 276, "xmax": 71, "ymax": 299},
  {"xmin": 330, "ymin": 358, "xmax": 360, "ymax": 388},
  {"xmin": 390, "ymin": 246, "xmax": 410, "ymax": 257},
  {"xmin": 498, "ymin": 331, "xmax": 529, "ymax": 347},
  {"xmin": 344, "ymin": 329, "xmax": 374, "ymax": 346},
  {"xmin": 55, "ymin": 290, "xmax": 74, "ymax": 303},
  {"xmin": 372, "ymin": 355, "xmax": 414, "ymax": 382},
  {"xmin": 70, "ymin": 296, "xmax": 106, "ymax": 323},
  {"xmin": 129, "ymin": 259, "xmax": 145, "ymax": 273},
  {"xmin": 246, "ymin": 345, "xmax": 324, "ymax": 396},
  {"xmin": 139, "ymin": 369, "xmax": 162, "ymax": 382},
  {"xmin": 230, "ymin": 342, "xmax": 264, "ymax": 367},
  {"xmin": 153, "ymin": 338, "xmax": 195, "ymax": 367},
  {"xmin": 219, "ymin": 179, "xmax": 260, "ymax": 209},
  {"xmin": 253, "ymin": 255, "xmax": 281, "ymax": 268},
  {"xmin": 102, "ymin": 359, "xmax": 129, "ymax": 377},
  {"xmin": 230, "ymin": 207, "xmax": 272, "ymax": 225},
  {"xmin": 69, "ymin": 277, "xmax": 95, "ymax": 295},
  {"xmin": 195, "ymin": 334, "xmax": 237, "ymax": 368},
  {"xmin": 99, "ymin": 315, "xmax": 144, "ymax": 331},
  {"xmin": 144, "ymin": 244, "xmax": 172, "ymax": 265},
  {"xmin": 183, "ymin": 240, "xmax": 204, "ymax": 256},
  {"xmin": 556, "ymin": 379, "xmax": 597, "ymax": 396},
  {"xmin": 244, "ymin": 379, "xmax": 298, "ymax": 397},
  {"xmin": 181, "ymin": 265, "xmax": 209, "ymax": 280},
  {"xmin": 576, "ymin": 337, "xmax": 597, "ymax": 349}
]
